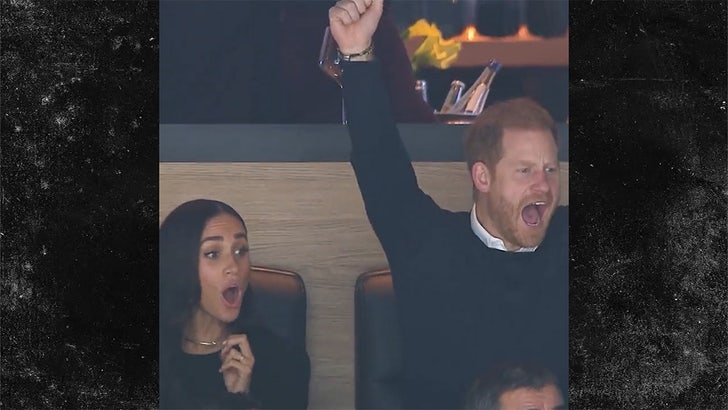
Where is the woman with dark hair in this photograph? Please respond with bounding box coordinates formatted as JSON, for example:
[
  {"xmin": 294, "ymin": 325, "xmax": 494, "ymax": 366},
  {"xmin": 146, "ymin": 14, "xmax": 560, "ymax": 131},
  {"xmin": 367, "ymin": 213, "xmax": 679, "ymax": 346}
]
[{"xmin": 159, "ymin": 199, "xmax": 310, "ymax": 409}]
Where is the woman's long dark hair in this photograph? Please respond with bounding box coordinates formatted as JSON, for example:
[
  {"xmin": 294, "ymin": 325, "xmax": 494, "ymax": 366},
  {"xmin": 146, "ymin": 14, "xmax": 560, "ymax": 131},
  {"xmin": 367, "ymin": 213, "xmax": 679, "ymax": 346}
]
[{"xmin": 159, "ymin": 199, "xmax": 257, "ymax": 375}]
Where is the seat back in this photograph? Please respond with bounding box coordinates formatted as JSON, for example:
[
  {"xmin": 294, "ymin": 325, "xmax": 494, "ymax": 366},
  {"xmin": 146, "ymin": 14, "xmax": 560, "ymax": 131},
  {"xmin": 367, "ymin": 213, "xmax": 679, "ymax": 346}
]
[
  {"xmin": 249, "ymin": 266, "xmax": 307, "ymax": 348},
  {"xmin": 355, "ymin": 269, "xmax": 404, "ymax": 409}
]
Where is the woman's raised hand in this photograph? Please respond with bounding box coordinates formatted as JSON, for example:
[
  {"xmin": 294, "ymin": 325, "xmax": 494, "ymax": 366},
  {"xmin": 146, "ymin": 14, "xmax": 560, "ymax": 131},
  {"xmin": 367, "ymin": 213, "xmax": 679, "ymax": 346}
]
[{"xmin": 219, "ymin": 334, "xmax": 255, "ymax": 394}]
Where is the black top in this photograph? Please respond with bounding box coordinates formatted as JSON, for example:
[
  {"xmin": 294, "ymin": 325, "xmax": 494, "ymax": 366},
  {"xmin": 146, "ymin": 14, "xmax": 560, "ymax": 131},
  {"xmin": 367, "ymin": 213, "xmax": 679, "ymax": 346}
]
[
  {"xmin": 342, "ymin": 61, "xmax": 568, "ymax": 409},
  {"xmin": 160, "ymin": 325, "xmax": 310, "ymax": 409}
]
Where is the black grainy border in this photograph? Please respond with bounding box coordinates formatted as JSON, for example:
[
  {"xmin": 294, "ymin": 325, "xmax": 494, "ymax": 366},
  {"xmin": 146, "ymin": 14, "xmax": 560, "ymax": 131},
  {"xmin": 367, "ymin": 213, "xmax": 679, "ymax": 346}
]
[
  {"xmin": 1, "ymin": 1, "xmax": 158, "ymax": 407},
  {"xmin": 3, "ymin": 0, "xmax": 726, "ymax": 409},
  {"xmin": 569, "ymin": 1, "xmax": 727, "ymax": 409}
]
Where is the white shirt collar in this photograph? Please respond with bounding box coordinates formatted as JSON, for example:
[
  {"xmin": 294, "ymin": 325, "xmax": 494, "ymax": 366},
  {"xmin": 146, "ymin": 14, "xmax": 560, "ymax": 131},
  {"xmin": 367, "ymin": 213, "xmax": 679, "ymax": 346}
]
[{"xmin": 470, "ymin": 204, "xmax": 537, "ymax": 252}]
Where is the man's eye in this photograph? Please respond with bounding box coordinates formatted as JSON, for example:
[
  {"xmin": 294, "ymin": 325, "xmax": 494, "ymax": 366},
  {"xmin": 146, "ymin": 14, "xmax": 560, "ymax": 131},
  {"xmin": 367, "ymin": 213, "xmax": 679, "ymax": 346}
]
[
  {"xmin": 518, "ymin": 168, "xmax": 530, "ymax": 174},
  {"xmin": 234, "ymin": 247, "xmax": 249, "ymax": 256},
  {"xmin": 545, "ymin": 167, "xmax": 557, "ymax": 173}
]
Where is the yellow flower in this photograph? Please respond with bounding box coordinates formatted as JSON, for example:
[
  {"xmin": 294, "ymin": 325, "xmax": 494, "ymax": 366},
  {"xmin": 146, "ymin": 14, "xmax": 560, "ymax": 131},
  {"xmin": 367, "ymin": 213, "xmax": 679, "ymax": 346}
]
[
  {"xmin": 403, "ymin": 19, "xmax": 443, "ymax": 39},
  {"xmin": 403, "ymin": 19, "xmax": 462, "ymax": 72}
]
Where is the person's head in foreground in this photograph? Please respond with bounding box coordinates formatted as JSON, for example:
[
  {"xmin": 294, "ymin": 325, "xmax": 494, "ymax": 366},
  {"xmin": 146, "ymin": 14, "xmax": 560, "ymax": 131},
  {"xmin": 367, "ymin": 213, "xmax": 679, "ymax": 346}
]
[
  {"xmin": 160, "ymin": 198, "xmax": 257, "ymax": 357},
  {"xmin": 160, "ymin": 199, "xmax": 253, "ymax": 347},
  {"xmin": 465, "ymin": 98, "xmax": 560, "ymax": 251},
  {"xmin": 159, "ymin": 199, "xmax": 310, "ymax": 409},
  {"xmin": 463, "ymin": 363, "xmax": 564, "ymax": 410}
]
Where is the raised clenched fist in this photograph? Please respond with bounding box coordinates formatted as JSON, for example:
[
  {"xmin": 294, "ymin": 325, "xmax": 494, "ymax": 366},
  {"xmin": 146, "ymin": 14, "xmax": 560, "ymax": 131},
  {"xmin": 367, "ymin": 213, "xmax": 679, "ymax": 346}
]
[{"xmin": 328, "ymin": 0, "xmax": 383, "ymax": 55}]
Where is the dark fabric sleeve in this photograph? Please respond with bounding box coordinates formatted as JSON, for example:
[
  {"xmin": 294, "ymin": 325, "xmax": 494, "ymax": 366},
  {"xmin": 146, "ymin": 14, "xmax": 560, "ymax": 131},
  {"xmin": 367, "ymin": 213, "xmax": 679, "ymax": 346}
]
[
  {"xmin": 249, "ymin": 328, "xmax": 311, "ymax": 409},
  {"xmin": 160, "ymin": 351, "xmax": 263, "ymax": 410},
  {"xmin": 341, "ymin": 60, "xmax": 446, "ymax": 270},
  {"xmin": 214, "ymin": 392, "xmax": 262, "ymax": 410}
]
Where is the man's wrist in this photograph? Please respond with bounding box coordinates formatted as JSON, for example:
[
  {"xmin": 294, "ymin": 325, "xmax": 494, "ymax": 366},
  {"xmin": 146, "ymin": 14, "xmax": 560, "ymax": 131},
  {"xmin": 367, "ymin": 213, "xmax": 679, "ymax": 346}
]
[
  {"xmin": 345, "ymin": 53, "xmax": 375, "ymax": 62},
  {"xmin": 338, "ymin": 42, "xmax": 375, "ymax": 62}
]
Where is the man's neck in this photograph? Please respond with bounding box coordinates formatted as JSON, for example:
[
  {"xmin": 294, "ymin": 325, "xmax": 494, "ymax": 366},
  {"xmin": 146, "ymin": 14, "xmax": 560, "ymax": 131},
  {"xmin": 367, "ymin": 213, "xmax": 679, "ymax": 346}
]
[{"xmin": 471, "ymin": 203, "xmax": 537, "ymax": 252}]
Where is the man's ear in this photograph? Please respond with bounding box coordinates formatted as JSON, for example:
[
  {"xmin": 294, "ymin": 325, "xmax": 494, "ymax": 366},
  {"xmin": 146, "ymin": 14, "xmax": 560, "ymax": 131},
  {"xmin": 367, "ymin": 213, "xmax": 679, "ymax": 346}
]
[{"xmin": 471, "ymin": 161, "xmax": 491, "ymax": 194}]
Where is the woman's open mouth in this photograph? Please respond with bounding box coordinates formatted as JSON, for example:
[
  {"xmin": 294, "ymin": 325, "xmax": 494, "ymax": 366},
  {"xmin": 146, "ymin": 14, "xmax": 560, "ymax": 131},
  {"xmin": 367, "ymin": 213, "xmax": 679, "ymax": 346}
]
[{"xmin": 221, "ymin": 285, "xmax": 242, "ymax": 308}]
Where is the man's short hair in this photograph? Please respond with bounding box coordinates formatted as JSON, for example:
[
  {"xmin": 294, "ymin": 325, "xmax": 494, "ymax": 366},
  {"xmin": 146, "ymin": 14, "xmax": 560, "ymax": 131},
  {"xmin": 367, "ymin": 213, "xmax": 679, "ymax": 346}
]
[
  {"xmin": 463, "ymin": 363, "xmax": 559, "ymax": 410},
  {"xmin": 463, "ymin": 98, "xmax": 558, "ymax": 172}
]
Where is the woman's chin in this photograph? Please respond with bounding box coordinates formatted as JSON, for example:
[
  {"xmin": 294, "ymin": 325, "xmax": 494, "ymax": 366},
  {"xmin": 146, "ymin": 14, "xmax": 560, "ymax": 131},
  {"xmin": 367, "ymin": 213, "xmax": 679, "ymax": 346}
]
[{"xmin": 219, "ymin": 309, "xmax": 241, "ymax": 324}]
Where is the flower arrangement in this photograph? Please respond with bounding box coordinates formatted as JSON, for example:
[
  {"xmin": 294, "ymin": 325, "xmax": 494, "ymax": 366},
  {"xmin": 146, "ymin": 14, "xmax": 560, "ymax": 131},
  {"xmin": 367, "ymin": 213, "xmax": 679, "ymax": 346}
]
[{"xmin": 402, "ymin": 19, "xmax": 462, "ymax": 72}]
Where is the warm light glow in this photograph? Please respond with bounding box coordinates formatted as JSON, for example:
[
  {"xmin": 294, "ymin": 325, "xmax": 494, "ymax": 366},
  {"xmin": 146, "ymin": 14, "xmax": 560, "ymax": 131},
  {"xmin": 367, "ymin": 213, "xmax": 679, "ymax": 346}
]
[
  {"xmin": 455, "ymin": 25, "xmax": 487, "ymax": 42},
  {"xmin": 449, "ymin": 24, "xmax": 545, "ymax": 43},
  {"xmin": 515, "ymin": 24, "xmax": 539, "ymax": 41},
  {"xmin": 466, "ymin": 25, "xmax": 476, "ymax": 41}
]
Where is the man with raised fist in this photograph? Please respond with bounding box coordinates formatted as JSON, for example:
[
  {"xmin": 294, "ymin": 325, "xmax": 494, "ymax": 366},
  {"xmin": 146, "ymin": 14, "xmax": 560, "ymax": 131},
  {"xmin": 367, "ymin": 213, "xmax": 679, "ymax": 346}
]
[{"xmin": 329, "ymin": 0, "xmax": 568, "ymax": 408}]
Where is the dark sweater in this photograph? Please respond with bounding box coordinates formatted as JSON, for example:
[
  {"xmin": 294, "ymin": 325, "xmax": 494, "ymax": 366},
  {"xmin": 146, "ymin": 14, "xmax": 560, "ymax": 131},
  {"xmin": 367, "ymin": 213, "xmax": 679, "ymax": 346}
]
[
  {"xmin": 160, "ymin": 325, "xmax": 310, "ymax": 409},
  {"xmin": 342, "ymin": 61, "xmax": 568, "ymax": 409}
]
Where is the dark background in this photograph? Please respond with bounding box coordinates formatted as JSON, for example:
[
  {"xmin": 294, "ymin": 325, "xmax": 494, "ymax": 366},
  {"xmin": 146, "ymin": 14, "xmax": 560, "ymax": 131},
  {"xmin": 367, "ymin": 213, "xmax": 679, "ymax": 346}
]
[
  {"xmin": 1, "ymin": 1, "xmax": 158, "ymax": 407},
  {"xmin": 568, "ymin": 1, "xmax": 726, "ymax": 408},
  {"xmin": 159, "ymin": 0, "xmax": 568, "ymax": 124},
  {"xmin": 1, "ymin": 0, "xmax": 726, "ymax": 408}
]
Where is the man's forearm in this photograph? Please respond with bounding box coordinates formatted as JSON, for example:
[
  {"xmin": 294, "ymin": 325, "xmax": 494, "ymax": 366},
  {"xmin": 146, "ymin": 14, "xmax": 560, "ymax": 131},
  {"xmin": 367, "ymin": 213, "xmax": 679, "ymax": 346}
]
[{"xmin": 341, "ymin": 59, "xmax": 403, "ymax": 155}]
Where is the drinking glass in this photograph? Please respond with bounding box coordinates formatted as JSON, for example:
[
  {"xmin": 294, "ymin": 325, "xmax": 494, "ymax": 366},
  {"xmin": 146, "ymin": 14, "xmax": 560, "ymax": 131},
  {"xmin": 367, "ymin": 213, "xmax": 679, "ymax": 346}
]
[{"xmin": 318, "ymin": 26, "xmax": 346, "ymax": 124}]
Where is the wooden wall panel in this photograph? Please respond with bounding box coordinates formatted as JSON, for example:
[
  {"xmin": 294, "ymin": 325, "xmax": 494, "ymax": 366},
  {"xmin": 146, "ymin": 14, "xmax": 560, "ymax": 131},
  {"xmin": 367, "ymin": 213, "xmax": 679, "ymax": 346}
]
[{"xmin": 159, "ymin": 162, "xmax": 568, "ymax": 408}]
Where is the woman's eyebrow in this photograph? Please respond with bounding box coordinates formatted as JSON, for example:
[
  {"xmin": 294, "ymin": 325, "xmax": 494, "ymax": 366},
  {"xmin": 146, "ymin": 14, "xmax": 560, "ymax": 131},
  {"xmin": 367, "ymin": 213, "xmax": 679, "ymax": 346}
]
[
  {"xmin": 200, "ymin": 232, "xmax": 247, "ymax": 245},
  {"xmin": 200, "ymin": 235, "xmax": 223, "ymax": 245}
]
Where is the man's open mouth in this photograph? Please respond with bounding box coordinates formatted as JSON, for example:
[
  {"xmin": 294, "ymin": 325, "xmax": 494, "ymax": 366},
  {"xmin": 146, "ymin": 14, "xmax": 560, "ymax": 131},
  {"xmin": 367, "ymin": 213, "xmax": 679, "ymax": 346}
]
[{"xmin": 521, "ymin": 201, "xmax": 547, "ymax": 227}]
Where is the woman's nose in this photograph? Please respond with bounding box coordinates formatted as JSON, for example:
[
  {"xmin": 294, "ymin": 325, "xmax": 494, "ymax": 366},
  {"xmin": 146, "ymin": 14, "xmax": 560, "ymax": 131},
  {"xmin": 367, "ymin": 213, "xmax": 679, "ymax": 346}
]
[{"xmin": 224, "ymin": 254, "xmax": 238, "ymax": 275}]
